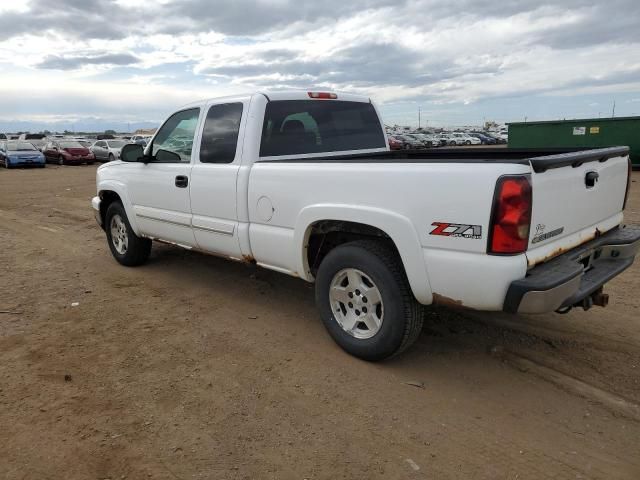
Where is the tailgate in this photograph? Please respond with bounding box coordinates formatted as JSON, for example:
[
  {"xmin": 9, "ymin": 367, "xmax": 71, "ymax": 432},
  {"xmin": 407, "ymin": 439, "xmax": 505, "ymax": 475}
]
[{"xmin": 526, "ymin": 147, "xmax": 630, "ymax": 267}]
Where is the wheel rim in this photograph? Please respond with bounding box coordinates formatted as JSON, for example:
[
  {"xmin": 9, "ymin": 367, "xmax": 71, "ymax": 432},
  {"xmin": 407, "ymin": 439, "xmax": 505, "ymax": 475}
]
[
  {"xmin": 329, "ymin": 268, "xmax": 384, "ymax": 339},
  {"xmin": 58, "ymin": 156, "xmax": 63, "ymax": 165},
  {"xmin": 110, "ymin": 214, "xmax": 129, "ymax": 255}
]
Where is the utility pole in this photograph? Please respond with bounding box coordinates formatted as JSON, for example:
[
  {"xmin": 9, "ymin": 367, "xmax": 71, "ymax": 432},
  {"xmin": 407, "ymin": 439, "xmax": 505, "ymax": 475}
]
[
  {"xmin": 418, "ymin": 107, "xmax": 421, "ymax": 129},
  {"xmin": 612, "ymin": 100, "xmax": 616, "ymax": 118}
]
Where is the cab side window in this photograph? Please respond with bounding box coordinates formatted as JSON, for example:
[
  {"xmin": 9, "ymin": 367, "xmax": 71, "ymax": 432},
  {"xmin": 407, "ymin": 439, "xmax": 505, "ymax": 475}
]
[
  {"xmin": 199, "ymin": 103, "xmax": 243, "ymax": 164},
  {"xmin": 152, "ymin": 108, "xmax": 200, "ymax": 163}
]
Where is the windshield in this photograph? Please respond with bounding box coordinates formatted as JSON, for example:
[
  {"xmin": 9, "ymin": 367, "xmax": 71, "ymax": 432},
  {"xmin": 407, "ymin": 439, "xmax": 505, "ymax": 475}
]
[
  {"xmin": 107, "ymin": 140, "xmax": 126, "ymax": 148},
  {"xmin": 260, "ymin": 100, "xmax": 385, "ymax": 157},
  {"xmin": 59, "ymin": 141, "xmax": 84, "ymax": 148},
  {"xmin": 7, "ymin": 141, "xmax": 37, "ymax": 151}
]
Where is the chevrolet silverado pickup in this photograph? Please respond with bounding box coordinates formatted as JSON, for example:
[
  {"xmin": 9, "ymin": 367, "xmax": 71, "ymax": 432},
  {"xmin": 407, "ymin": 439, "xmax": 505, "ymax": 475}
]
[{"xmin": 92, "ymin": 91, "xmax": 640, "ymax": 360}]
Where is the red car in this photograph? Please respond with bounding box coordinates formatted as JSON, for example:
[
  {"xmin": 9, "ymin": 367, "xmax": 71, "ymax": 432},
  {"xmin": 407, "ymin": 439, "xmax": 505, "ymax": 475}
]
[
  {"xmin": 387, "ymin": 135, "xmax": 404, "ymax": 150},
  {"xmin": 43, "ymin": 140, "xmax": 96, "ymax": 165}
]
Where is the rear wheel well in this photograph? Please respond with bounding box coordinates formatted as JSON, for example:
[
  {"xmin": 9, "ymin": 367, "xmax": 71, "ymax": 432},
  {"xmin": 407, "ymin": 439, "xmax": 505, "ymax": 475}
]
[
  {"xmin": 99, "ymin": 191, "xmax": 122, "ymax": 228},
  {"xmin": 306, "ymin": 220, "xmax": 400, "ymax": 276}
]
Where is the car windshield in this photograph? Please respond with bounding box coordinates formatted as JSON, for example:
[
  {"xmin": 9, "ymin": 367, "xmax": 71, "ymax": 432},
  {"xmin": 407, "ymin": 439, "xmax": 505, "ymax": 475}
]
[
  {"xmin": 107, "ymin": 140, "xmax": 126, "ymax": 148},
  {"xmin": 7, "ymin": 141, "xmax": 37, "ymax": 151},
  {"xmin": 59, "ymin": 141, "xmax": 84, "ymax": 148}
]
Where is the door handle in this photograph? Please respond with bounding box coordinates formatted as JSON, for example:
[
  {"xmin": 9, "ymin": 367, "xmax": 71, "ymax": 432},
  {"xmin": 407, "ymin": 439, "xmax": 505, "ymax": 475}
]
[{"xmin": 175, "ymin": 175, "xmax": 189, "ymax": 188}]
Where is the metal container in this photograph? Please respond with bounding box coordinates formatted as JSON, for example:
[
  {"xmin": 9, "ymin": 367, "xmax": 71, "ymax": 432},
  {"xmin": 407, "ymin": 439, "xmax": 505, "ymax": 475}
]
[{"xmin": 508, "ymin": 116, "xmax": 640, "ymax": 167}]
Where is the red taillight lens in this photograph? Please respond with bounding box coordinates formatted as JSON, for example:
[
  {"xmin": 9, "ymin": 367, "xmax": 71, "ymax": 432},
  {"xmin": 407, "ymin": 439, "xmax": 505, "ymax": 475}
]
[
  {"xmin": 308, "ymin": 92, "xmax": 337, "ymax": 99},
  {"xmin": 488, "ymin": 175, "xmax": 532, "ymax": 255},
  {"xmin": 623, "ymin": 157, "xmax": 631, "ymax": 210}
]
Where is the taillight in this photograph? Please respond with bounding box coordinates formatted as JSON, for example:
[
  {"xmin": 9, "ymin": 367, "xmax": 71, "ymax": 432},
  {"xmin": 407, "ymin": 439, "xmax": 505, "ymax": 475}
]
[
  {"xmin": 488, "ymin": 175, "xmax": 532, "ymax": 255},
  {"xmin": 308, "ymin": 92, "xmax": 337, "ymax": 99},
  {"xmin": 623, "ymin": 156, "xmax": 631, "ymax": 210}
]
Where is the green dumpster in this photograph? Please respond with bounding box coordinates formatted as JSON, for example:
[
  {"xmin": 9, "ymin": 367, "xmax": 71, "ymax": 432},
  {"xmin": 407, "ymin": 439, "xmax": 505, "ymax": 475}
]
[{"xmin": 507, "ymin": 116, "xmax": 640, "ymax": 168}]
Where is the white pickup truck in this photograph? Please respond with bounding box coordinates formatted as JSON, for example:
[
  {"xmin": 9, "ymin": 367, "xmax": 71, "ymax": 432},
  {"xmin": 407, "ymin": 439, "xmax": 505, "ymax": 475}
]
[{"xmin": 92, "ymin": 91, "xmax": 640, "ymax": 360}]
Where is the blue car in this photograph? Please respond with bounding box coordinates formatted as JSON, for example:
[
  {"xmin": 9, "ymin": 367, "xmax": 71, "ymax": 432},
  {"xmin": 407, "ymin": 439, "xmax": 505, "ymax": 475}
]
[{"xmin": 0, "ymin": 140, "xmax": 46, "ymax": 168}]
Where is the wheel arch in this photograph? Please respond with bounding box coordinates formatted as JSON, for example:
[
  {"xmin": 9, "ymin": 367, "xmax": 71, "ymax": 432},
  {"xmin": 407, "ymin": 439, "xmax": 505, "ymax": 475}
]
[
  {"xmin": 97, "ymin": 181, "xmax": 141, "ymax": 235},
  {"xmin": 294, "ymin": 205, "xmax": 433, "ymax": 304}
]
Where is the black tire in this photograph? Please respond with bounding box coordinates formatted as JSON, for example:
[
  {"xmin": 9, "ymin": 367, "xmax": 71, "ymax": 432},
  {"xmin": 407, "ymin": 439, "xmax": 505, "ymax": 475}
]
[
  {"xmin": 404, "ymin": 144, "xmax": 411, "ymax": 150},
  {"xmin": 108, "ymin": 153, "xmax": 115, "ymax": 162},
  {"xmin": 58, "ymin": 155, "xmax": 64, "ymax": 166},
  {"xmin": 315, "ymin": 240, "xmax": 423, "ymax": 361},
  {"xmin": 105, "ymin": 202, "xmax": 151, "ymax": 266},
  {"xmin": 465, "ymin": 140, "xmax": 471, "ymax": 145},
  {"xmin": 4, "ymin": 157, "xmax": 11, "ymax": 169}
]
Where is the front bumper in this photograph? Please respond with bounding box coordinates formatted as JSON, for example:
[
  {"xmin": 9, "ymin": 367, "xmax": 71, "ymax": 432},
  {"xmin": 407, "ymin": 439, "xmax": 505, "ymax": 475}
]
[
  {"xmin": 8, "ymin": 157, "xmax": 45, "ymax": 166},
  {"xmin": 504, "ymin": 225, "xmax": 640, "ymax": 314},
  {"xmin": 91, "ymin": 196, "xmax": 102, "ymax": 228}
]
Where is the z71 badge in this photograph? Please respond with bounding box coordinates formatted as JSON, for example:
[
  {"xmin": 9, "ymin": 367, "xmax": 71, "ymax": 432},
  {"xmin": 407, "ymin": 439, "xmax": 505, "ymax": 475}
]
[{"xmin": 430, "ymin": 222, "xmax": 482, "ymax": 239}]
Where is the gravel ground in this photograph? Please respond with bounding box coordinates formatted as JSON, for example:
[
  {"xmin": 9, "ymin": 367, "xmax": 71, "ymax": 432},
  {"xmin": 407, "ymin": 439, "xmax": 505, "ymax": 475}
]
[{"xmin": 1, "ymin": 165, "xmax": 639, "ymax": 479}]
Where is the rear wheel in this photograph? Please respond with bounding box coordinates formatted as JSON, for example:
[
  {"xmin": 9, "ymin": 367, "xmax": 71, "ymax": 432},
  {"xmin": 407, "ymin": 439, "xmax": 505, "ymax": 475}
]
[
  {"xmin": 465, "ymin": 140, "xmax": 471, "ymax": 145},
  {"xmin": 108, "ymin": 153, "xmax": 115, "ymax": 162},
  {"xmin": 105, "ymin": 202, "xmax": 151, "ymax": 266},
  {"xmin": 58, "ymin": 155, "xmax": 64, "ymax": 166},
  {"xmin": 315, "ymin": 240, "xmax": 423, "ymax": 361},
  {"xmin": 4, "ymin": 157, "xmax": 11, "ymax": 169}
]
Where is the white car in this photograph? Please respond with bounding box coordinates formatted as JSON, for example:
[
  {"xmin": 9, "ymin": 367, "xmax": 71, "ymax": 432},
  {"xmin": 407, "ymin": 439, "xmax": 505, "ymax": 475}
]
[
  {"xmin": 92, "ymin": 90, "xmax": 639, "ymax": 360},
  {"xmin": 450, "ymin": 132, "xmax": 481, "ymax": 145},
  {"xmin": 90, "ymin": 139, "xmax": 127, "ymax": 162}
]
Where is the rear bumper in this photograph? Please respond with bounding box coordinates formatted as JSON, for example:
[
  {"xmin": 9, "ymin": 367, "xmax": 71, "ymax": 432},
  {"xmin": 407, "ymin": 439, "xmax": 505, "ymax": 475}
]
[{"xmin": 503, "ymin": 225, "xmax": 640, "ymax": 313}]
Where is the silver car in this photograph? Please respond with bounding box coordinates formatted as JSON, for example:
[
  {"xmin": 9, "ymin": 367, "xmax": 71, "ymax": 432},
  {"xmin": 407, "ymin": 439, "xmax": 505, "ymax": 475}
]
[{"xmin": 90, "ymin": 139, "xmax": 127, "ymax": 162}]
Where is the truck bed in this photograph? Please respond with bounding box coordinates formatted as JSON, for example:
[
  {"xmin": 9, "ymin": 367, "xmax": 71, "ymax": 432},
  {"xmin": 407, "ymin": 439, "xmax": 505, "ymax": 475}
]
[{"xmin": 262, "ymin": 146, "xmax": 629, "ymax": 173}]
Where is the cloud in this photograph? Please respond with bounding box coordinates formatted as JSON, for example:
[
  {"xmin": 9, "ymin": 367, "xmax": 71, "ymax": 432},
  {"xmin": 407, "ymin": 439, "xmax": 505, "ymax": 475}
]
[
  {"xmin": 36, "ymin": 53, "xmax": 141, "ymax": 70},
  {"xmin": 1, "ymin": 0, "xmax": 640, "ymax": 129}
]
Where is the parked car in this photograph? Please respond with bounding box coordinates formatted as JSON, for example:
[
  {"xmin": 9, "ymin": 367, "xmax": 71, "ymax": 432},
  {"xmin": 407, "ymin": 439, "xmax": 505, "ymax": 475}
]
[
  {"xmin": 130, "ymin": 135, "xmax": 151, "ymax": 146},
  {"xmin": 97, "ymin": 134, "xmax": 116, "ymax": 140},
  {"xmin": 485, "ymin": 132, "xmax": 507, "ymax": 144},
  {"xmin": 387, "ymin": 135, "xmax": 404, "ymax": 150},
  {"xmin": 0, "ymin": 140, "xmax": 46, "ymax": 168},
  {"xmin": 91, "ymin": 139, "xmax": 126, "ymax": 162},
  {"xmin": 437, "ymin": 133, "xmax": 459, "ymax": 146},
  {"xmin": 18, "ymin": 133, "xmax": 48, "ymax": 151},
  {"xmin": 406, "ymin": 133, "xmax": 435, "ymax": 148},
  {"xmin": 469, "ymin": 132, "xmax": 497, "ymax": 145},
  {"xmin": 42, "ymin": 140, "xmax": 95, "ymax": 165},
  {"xmin": 392, "ymin": 134, "xmax": 426, "ymax": 150},
  {"xmin": 92, "ymin": 90, "xmax": 640, "ymax": 361},
  {"xmin": 449, "ymin": 132, "xmax": 481, "ymax": 145}
]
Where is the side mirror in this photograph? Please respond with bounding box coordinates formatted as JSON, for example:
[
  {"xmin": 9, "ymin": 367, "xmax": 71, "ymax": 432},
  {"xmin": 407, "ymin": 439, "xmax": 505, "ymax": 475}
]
[{"xmin": 120, "ymin": 143, "xmax": 144, "ymax": 162}]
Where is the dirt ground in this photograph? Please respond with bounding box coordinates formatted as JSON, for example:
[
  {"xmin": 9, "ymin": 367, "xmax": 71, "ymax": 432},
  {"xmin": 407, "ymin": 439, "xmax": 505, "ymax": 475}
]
[{"xmin": 1, "ymin": 166, "xmax": 639, "ymax": 480}]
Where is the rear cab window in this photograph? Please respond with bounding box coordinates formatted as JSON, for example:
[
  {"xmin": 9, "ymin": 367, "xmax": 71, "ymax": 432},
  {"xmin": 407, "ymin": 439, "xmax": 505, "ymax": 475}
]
[{"xmin": 259, "ymin": 100, "xmax": 386, "ymax": 157}]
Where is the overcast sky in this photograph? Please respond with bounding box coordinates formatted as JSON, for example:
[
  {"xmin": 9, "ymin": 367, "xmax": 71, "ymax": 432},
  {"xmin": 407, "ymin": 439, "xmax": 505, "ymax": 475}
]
[{"xmin": 1, "ymin": 0, "xmax": 640, "ymax": 132}]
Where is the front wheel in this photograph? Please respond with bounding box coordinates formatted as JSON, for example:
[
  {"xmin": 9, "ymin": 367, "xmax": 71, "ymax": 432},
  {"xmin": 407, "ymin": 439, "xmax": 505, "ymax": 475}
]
[
  {"xmin": 108, "ymin": 153, "xmax": 115, "ymax": 162},
  {"xmin": 315, "ymin": 240, "xmax": 423, "ymax": 361},
  {"xmin": 4, "ymin": 157, "xmax": 10, "ymax": 169},
  {"xmin": 105, "ymin": 202, "xmax": 151, "ymax": 266},
  {"xmin": 58, "ymin": 155, "xmax": 64, "ymax": 166}
]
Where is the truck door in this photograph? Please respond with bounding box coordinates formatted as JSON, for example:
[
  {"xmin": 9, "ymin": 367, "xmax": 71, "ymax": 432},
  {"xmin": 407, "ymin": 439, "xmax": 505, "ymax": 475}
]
[
  {"xmin": 125, "ymin": 107, "xmax": 200, "ymax": 247},
  {"xmin": 189, "ymin": 101, "xmax": 245, "ymax": 259}
]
